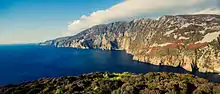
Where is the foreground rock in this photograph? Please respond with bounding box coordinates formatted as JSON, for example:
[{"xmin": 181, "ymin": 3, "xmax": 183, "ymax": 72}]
[
  {"xmin": 40, "ymin": 14, "xmax": 220, "ymax": 73},
  {"xmin": 1, "ymin": 72, "xmax": 220, "ymax": 94}
]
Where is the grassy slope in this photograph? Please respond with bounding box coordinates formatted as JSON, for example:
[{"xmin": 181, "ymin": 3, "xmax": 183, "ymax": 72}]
[{"xmin": 1, "ymin": 72, "xmax": 220, "ymax": 94}]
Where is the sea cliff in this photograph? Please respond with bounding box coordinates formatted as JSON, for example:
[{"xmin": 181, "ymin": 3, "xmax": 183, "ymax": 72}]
[{"xmin": 40, "ymin": 14, "xmax": 220, "ymax": 73}]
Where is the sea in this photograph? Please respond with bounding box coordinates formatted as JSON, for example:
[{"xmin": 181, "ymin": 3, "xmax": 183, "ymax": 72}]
[{"xmin": 0, "ymin": 44, "xmax": 219, "ymax": 85}]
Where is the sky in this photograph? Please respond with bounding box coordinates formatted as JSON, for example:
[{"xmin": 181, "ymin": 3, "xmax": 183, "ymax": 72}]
[{"xmin": 0, "ymin": 0, "xmax": 219, "ymax": 44}]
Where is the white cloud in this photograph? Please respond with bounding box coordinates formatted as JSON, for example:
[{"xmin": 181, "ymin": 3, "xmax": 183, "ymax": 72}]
[
  {"xmin": 68, "ymin": 0, "xmax": 219, "ymax": 35},
  {"xmin": 193, "ymin": 8, "xmax": 220, "ymax": 14}
]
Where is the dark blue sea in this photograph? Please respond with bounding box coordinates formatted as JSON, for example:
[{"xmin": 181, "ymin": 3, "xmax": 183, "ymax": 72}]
[{"xmin": 0, "ymin": 44, "xmax": 219, "ymax": 85}]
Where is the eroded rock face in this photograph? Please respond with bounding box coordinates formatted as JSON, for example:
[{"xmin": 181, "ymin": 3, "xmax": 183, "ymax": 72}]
[{"xmin": 40, "ymin": 14, "xmax": 220, "ymax": 73}]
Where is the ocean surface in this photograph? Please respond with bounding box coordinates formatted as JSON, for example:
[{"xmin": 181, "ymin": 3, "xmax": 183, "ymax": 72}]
[{"xmin": 0, "ymin": 44, "xmax": 219, "ymax": 85}]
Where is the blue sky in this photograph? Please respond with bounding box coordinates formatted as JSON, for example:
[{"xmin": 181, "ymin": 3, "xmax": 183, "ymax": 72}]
[
  {"xmin": 0, "ymin": 0, "xmax": 219, "ymax": 44},
  {"xmin": 0, "ymin": 0, "xmax": 122, "ymax": 44}
]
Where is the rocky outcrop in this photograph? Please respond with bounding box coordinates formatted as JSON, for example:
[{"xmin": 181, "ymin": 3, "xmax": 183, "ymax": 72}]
[
  {"xmin": 1, "ymin": 72, "xmax": 220, "ymax": 94},
  {"xmin": 40, "ymin": 14, "xmax": 220, "ymax": 73}
]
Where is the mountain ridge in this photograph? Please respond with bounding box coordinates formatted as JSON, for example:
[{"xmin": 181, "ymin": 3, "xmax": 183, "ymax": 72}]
[{"xmin": 40, "ymin": 14, "xmax": 220, "ymax": 73}]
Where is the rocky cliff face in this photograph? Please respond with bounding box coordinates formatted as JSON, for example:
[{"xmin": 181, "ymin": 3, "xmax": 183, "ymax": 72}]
[{"xmin": 40, "ymin": 14, "xmax": 220, "ymax": 73}]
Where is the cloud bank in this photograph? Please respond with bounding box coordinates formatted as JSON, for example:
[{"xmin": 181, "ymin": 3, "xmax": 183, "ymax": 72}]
[{"xmin": 68, "ymin": 0, "xmax": 219, "ymax": 35}]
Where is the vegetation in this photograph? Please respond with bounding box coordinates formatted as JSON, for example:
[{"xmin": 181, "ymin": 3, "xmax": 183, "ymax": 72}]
[{"xmin": 1, "ymin": 72, "xmax": 220, "ymax": 94}]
